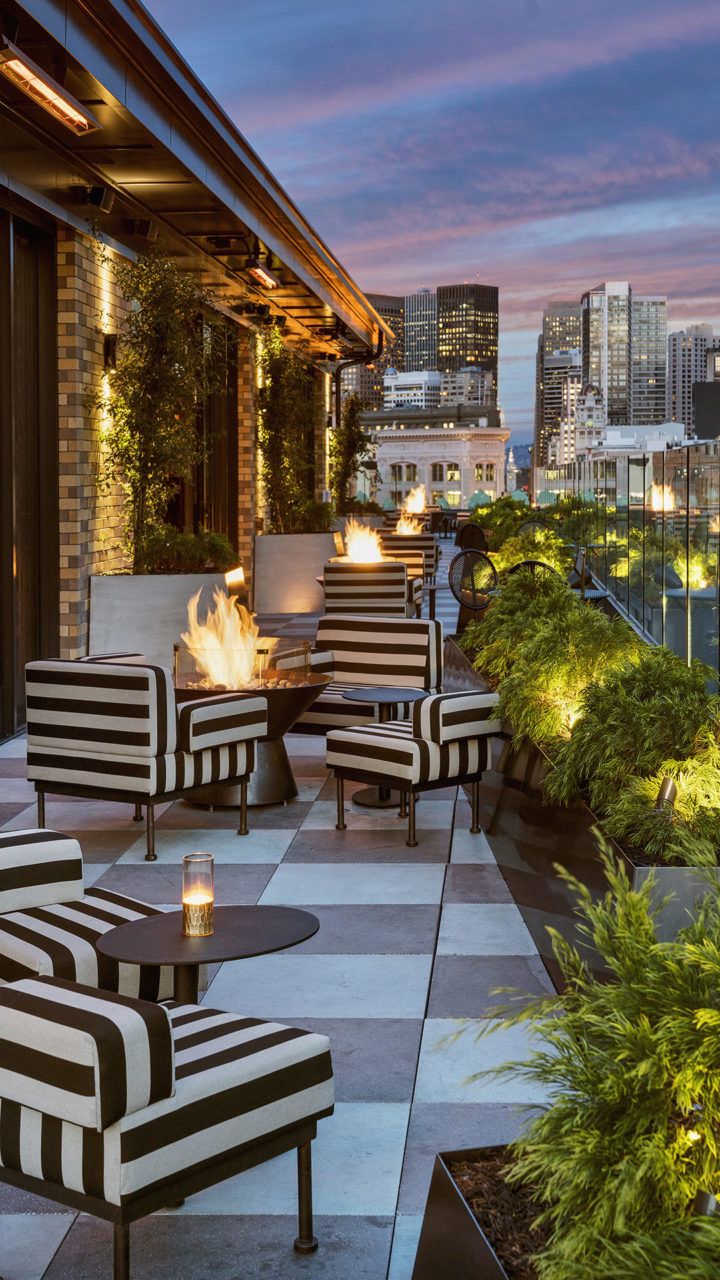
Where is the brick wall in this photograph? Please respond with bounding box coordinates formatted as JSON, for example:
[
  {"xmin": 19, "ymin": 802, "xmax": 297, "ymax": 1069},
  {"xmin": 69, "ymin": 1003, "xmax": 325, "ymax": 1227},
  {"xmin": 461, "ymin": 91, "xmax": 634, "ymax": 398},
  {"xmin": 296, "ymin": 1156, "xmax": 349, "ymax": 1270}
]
[{"xmin": 56, "ymin": 227, "xmax": 128, "ymax": 658}]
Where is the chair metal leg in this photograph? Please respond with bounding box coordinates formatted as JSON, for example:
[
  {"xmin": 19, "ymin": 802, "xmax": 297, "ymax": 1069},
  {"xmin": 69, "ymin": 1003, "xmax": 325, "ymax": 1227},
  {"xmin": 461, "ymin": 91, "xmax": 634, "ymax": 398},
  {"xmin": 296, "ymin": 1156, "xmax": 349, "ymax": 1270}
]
[
  {"xmin": 399, "ymin": 790, "xmax": 408, "ymax": 818},
  {"xmin": 133, "ymin": 801, "xmax": 143, "ymax": 822},
  {"xmin": 471, "ymin": 779, "xmax": 481, "ymax": 834},
  {"xmin": 335, "ymin": 776, "xmax": 346, "ymax": 830},
  {"xmin": 294, "ymin": 1140, "xmax": 318, "ymax": 1254},
  {"xmin": 37, "ymin": 789, "xmax": 45, "ymax": 828},
  {"xmin": 407, "ymin": 791, "xmax": 417, "ymax": 847},
  {"xmin": 145, "ymin": 805, "xmax": 157, "ymax": 861},
  {"xmin": 114, "ymin": 1223, "xmax": 129, "ymax": 1280},
  {"xmin": 238, "ymin": 779, "xmax": 249, "ymax": 835}
]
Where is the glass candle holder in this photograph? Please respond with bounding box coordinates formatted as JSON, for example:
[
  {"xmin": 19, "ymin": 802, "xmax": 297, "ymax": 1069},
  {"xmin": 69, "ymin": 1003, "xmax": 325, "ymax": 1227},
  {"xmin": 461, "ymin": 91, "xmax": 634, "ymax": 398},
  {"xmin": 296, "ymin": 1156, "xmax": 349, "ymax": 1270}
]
[{"xmin": 182, "ymin": 852, "xmax": 215, "ymax": 937}]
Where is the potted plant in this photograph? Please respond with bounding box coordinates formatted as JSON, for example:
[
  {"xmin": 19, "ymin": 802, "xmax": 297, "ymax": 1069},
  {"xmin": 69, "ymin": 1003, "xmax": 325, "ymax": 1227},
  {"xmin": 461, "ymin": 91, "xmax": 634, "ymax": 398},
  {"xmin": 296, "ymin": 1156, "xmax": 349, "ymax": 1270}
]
[
  {"xmin": 253, "ymin": 325, "xmax": 337, "ymax": 614},
  {"xmin": 89, "ymin": 248, "xmax": 236, "ymax": 664},
  {"xmin": 413, "ymin": 850, "xmax": 720, "ymax": 1279}
]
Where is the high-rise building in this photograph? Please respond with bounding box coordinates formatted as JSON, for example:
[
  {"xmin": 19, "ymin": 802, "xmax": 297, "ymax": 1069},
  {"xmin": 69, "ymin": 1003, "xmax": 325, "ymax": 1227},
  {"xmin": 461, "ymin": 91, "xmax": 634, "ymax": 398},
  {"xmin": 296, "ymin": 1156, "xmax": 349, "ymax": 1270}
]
[
  {"xmin": 383, "ymin": 369, "xmax": 442, "ymax": 409},
  {"xmin": 404, "ymin": 288, "xmax": 437, "ymax": 371},
  {"xmin": 341, "ymin": 292, "xmax": 405, "ymax": 408},
  {"xmin": 632, "ymin": 295, "xmax": 667, "ymax": 426},
  {"xmin": 581, "ymin": 281, "xmax": 667, "ymax": 427},
  {"xmin": 440, "ymin": 366, "xmax": 494, "ymax": 405},
  {"xmin": 533, "ymin": 302, "xmax": 582, "ymax": 466},
  {"xmin": 667, "ymin": 325, "xmax": 714, "ymax": 435},
  {"xmin": 436, "ymin": 283, "xmax": 499, "ymax": 384},
  {"xmin": 541, "ymin": 349, "xmax": 582, "ymax": 464}
]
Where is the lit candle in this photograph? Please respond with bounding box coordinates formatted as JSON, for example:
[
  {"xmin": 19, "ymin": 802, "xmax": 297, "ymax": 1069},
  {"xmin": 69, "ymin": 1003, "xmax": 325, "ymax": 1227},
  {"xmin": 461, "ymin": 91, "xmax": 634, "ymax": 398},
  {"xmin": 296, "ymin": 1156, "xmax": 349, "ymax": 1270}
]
[{"xmin": 182, "ymin": 852, "xmax": 215, "ymax": 936}]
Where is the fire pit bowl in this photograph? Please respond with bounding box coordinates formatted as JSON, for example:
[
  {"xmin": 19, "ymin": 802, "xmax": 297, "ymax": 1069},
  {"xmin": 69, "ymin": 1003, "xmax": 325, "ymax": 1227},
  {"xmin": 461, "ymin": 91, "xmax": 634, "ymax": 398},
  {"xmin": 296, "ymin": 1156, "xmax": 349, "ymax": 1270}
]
[{"xmin": 176, "ymin": 674, "xmax": 330, "ymax": 807}]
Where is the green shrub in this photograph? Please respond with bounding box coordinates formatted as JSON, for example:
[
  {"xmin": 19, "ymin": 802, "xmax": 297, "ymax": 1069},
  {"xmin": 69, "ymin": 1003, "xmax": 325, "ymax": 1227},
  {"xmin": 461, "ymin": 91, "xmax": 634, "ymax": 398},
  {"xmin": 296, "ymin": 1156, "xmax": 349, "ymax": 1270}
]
[
  {"xmin": 499, "ymin": 609, "xmax": 640, "ymax": 748},
  {"xmin": 479, "ymin": 846, "xmax": 720, "ymax": 1280},
  {"xmin": 491, "ymin": 528, "xmax": 573, "ymax": 578},
  {"xmin": 546, "ymin": 647, "xmax": 717, "ymax": 813},
  {"xmin": 460, "ymin": 572, "xmax": 580, "ymax": 683},
  {"xmin": 470, "ymin": 495, "xmax": 529, "ymax": 547},
  {"xmin": 603, "ymin": 733, "xmax": 720, "ymax": 867},
  {"xmin": 136, "ymin": 526, "xmax": 236, "ymax": 574},
  {"xmin": 576, "ymin": 1218, "xmax": 720, "ymax": 1280}
]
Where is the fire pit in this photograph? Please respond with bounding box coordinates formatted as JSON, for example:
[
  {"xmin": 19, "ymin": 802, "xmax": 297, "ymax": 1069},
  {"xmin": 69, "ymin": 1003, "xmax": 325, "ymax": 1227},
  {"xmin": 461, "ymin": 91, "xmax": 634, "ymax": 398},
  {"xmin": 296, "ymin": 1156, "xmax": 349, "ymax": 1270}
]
[{"xmin": 175, "ymin": 588, "xmax": 329, "ymax": 806}]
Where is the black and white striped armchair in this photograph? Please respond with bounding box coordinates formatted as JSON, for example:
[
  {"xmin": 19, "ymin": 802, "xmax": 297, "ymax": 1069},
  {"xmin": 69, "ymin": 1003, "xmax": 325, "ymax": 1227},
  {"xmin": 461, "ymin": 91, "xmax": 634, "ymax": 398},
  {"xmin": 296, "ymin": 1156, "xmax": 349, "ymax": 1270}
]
[
  {"xmin": 0, "ymin": 829, "xmax": 175, "ymax": 998},
  {"xmin": 282, "ymin": 615, "xmax": 444, "ymax": 734},
  {"xmin": 327, "ymin": 690, "xmax": 501, "ymax": 846},
  {"xmin": 25, "ymin": 656, "xmax": 268, "ymax": 860},
  {"xmin": 322, "ymin": 559, "xmax": 422, "ymax": 616},
  {"xmin": 0, "ymin": 976, "xmax": 334, "ymax": 1279}
]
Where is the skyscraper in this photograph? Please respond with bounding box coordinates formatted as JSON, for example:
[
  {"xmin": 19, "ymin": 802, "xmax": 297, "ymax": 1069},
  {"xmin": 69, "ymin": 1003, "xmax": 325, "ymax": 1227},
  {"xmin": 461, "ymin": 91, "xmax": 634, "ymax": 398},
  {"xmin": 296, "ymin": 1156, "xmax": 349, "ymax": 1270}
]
[
  {"xmin": 340, "ymin": 292, "xmax": 405, "ymax": 408},
  {"xmin": 533, "ymin": 302, "xmax": 582, "ymax": 465},
  {"xmin": 404, "ymin": 288, "xmax": 437, "ymax": 371},
  {"xmin": 581, "ymin": 281, "xmax": 667, "ymax": 427},
  {"xmin": 436, "ymin": 283, "xmax": 499, "ymax": 384},
  {"xmin": 632, "ymin": 295, "xmax": 667, "ymax": 426},
  {"xmin": 667, "ymin": 324, "xmax": 714, "ymax": 435}
]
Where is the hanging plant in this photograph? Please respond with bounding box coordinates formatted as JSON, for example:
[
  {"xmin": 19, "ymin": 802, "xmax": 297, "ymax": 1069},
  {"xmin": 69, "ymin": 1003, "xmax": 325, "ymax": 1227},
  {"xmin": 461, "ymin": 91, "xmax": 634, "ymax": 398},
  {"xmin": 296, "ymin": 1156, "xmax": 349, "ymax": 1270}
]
[
  {"xmin": 329, "ymin": 392, "xmax": 370, "ymax": 514},
  {"xmin": 257, "ymin": 325, "xmax": 327, "ymax": 533}
]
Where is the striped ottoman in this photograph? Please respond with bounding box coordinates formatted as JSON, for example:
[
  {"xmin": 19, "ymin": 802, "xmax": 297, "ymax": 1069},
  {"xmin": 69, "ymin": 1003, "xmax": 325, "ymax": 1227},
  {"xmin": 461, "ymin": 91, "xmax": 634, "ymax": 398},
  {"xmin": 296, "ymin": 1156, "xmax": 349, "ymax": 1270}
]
[
  {"xmin": 327, "ymin": 690, "xmax": 501, "ymax": 846},
  {"xmin": 0, "ymin": 977, "xmax": 334, "ymax": 1279},
  {"xmin": 0, "ymin": 829, "xmax": 174, "ymax": 998}
]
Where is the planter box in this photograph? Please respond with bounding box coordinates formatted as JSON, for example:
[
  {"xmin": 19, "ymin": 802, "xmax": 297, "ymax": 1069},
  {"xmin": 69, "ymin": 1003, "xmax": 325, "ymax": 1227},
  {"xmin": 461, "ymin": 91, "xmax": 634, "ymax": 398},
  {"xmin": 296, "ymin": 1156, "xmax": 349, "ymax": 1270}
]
[
  {"xmin": 253, "ymin": 533, "xmax": 337, "ymax": 615},
  {"xmin": 484, "ymin": 739, "xmax": 718, "ymax": 988},
  {"xmin": 89, "ymin": 573, "xmax": 226, "ymax": 670},
  {"xmin": 412, "ymin": 1147, "xmax": 510, "ymax": 1280}
]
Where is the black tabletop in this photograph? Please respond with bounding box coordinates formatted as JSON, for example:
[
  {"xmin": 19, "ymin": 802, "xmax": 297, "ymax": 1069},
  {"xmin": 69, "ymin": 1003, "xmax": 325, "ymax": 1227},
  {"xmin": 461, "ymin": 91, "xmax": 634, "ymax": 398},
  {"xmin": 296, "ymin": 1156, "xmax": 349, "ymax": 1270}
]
[
  {"xmin": 342, "ymin": 686, "xmax": 427, "ymax": 706},
  {"xmin": 97, "ymin": 905, "xmax": 319, "ymax": 968}
]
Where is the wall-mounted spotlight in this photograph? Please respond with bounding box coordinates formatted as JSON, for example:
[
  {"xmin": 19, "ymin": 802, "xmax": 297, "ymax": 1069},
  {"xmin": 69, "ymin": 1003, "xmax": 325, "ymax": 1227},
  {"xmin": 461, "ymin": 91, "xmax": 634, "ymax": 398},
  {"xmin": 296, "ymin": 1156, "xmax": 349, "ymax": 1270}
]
[
  {"xmin": 103, "ymin": 333, "xmax": 118, "ymax": 371},
  {"xmin": 0, "ymin": 37, "xmax": 100, "ymax": 134},
  {"xmin": 87, "ymin": 185, "xmax": 114, "ymax": 213},
  {"xmin": 124, "ymin": 218, "xmax": 158, "ymax": 242}
]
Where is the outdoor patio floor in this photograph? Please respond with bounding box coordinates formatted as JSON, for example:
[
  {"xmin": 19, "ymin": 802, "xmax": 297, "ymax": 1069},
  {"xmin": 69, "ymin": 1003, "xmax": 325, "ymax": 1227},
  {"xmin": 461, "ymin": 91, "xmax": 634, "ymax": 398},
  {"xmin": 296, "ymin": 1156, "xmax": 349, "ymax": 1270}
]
[{"xmin": 0, "ymin": 544, "xmax": 553, "ymax": 1279}]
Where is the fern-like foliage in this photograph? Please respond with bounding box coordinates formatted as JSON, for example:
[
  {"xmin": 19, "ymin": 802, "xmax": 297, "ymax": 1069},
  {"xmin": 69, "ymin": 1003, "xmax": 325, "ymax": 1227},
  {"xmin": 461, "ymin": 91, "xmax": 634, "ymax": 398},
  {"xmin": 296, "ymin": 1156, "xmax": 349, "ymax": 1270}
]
[
  {"xmin": 459, "ymin": 572, "xmax": 579, "ymax": 682},
  {"xmin": 476, "ymin": 845, "xmax": 720, "ymax": 1280},
  {"xmin": 491, "ymin": 528, "xmax": 573, "ymax": 578},
  {"xmin": 499, "ymin": 609, "xmax": 641, "ymax": 749},
  {"xmin": 545, "ymin": 647, "xmax": 717, "ymax": 812},
  {"xmin": 572, "ymin": 1217, "xmax": 720, "ymax": 1280}
]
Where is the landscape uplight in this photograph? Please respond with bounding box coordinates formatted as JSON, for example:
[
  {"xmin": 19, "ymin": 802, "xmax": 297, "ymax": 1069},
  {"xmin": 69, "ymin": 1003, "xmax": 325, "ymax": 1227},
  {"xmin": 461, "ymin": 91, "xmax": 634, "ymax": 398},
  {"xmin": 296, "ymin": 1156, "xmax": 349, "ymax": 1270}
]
[{"xmin": 0, "ymin": 38, "xmax": 100, "ymax": 134}]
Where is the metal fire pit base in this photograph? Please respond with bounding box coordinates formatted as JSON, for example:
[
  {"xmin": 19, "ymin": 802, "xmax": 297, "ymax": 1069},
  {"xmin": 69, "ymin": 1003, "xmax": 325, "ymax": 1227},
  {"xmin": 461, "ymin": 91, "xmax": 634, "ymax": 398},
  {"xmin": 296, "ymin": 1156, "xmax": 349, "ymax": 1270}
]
[{"xmin": 190, "ymin": 738, "xmax": 299, "ymax": 809}]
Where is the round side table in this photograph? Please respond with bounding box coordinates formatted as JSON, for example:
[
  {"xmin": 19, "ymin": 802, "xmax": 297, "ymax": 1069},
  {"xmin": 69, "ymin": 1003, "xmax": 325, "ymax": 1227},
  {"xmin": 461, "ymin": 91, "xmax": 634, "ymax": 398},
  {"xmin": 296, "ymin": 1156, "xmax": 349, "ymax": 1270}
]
[
  {"xmin": 341, "ymin": 686, "xmax": 427, "ymax": 808},
  {"xmin": 97, "ymin": 905, "xmax": 319, "ymax": 1005}
]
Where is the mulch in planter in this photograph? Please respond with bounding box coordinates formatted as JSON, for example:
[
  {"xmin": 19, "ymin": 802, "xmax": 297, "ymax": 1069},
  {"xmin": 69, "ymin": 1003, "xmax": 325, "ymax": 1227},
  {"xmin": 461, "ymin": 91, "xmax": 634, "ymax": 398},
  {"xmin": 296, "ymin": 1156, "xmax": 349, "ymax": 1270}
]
[{"xmin": 448, "ymin": 1148, "xmax": 548, "ymax": 1280}]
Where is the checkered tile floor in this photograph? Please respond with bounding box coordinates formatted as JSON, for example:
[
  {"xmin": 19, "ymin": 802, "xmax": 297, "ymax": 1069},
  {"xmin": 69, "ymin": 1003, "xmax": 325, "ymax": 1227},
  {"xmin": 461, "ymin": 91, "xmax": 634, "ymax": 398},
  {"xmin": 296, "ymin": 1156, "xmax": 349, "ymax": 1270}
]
[{"xmin": 0, "ymin": 549, "xmax": 551, "ymax": 1279}]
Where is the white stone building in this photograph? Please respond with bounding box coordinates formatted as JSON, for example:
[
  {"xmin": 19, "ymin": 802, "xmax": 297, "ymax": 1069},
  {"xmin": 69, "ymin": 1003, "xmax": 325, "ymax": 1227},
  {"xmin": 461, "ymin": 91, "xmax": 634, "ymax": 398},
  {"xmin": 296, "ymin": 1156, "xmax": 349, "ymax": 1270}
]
[{"xmin": 383, "ymin": 369, "xmax": 442, "ymax": 409}]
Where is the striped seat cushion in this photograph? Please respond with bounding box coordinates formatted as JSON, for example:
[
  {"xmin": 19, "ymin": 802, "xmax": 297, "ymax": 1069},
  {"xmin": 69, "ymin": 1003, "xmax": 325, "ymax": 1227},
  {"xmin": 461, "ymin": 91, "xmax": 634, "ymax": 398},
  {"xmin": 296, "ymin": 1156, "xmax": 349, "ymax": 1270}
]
[
  {"xmin": 0, "ymin": 830, "xmax": 84, "ymax": 914},
  {"xmin": 176, "ymin": 695, "xmax": 267, "ymax": 753},
  {"xmin": 295, "ymin": 682, "xmax": 415, "ymax": 734},
  {"xmin": 27, "ymin": 741, "xmax": 253, "ymax": 798},
  {"xmin": 0, "ymin": 978, "xmax": 174, "ymax": 1131},
  {"xmin": 326, "ymin": 720, "xmax": 492, "ymax": 785},
  {"xmin": 0, "ymin": 1000, "xmax": 334, "ymax": 1207},
  {"xmin": 0, "ymin": 888, "xmax": 174, "ymax": 1000}
]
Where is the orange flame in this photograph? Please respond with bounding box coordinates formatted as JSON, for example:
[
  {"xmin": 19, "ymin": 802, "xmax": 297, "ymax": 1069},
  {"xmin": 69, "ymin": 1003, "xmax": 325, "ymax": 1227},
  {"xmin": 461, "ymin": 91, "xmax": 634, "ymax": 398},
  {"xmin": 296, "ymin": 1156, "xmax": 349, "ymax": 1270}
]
[
  {"xmin": 403, "ymin": 484, "xmax": 427, "ymax": 515},
  {"xmin": 344, "ymin": 518, "xmax": 384, "ymax": 563},
  {"xmin": 182, "ymin": 588, "xmax": 259, "ymax": 688},
  {"xmin": 396, "ymin": 514, "xmax": 424, "ymax": 535},
  {"xmin": 650, "ymin": 484, "xmax": 675, "ymax": 513}
]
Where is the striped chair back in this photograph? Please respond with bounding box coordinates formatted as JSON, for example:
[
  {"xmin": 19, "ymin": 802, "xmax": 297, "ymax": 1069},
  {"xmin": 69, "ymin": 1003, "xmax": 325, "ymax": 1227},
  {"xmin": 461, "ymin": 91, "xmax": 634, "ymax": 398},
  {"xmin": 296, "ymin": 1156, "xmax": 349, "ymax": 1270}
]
[
  {"xmin": 323, "ymin": 560, "xmax": 410, "ymax": 616},
  {"xmin": 381, "ymin": 533, "xmax": 437, "ymax": 579},
  {"xmin": 382, "ymin": 546, "xmax": 427, "ymax": 584},
  {"xmin": 315, "ymin": 615, "xmax": 443, "ymax": 690},
  {"xmin": 25, "ymin": 659, "xmax": 177, "ymax": 758},
  {"xmin": 0, "ymin": 830, "xmax": 84, "ymax": 914}
]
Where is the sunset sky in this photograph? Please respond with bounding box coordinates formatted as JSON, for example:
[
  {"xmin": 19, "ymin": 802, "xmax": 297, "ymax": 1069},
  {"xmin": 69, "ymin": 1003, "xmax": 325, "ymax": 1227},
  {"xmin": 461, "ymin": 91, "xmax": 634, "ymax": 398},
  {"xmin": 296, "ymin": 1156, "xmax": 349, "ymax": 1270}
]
[{"xmin": 147, "ymin": 0, "xmax": 720, "ymax": 441}]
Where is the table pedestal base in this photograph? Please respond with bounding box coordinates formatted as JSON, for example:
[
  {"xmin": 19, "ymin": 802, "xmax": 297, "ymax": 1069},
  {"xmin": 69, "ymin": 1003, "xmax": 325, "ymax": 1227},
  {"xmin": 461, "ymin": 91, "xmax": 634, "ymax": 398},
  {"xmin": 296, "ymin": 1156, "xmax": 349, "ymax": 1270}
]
[
  {"xmin": 188, "ymin": 738, "xmax": 298, "ymax": 808},
  {"xmin": 352, "ymin": 785, "xmax": 400, "ymax": 809},
  {"xmin": 173, "ymin": 963, "xmax": 200, "ymax": 1005}
]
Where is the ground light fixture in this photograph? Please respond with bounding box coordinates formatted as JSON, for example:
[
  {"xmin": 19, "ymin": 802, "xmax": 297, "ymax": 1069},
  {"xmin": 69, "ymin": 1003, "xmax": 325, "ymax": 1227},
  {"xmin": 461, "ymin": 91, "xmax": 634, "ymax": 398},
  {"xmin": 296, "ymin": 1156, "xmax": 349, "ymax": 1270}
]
[
  {"xmin": 0, "ymin": 37, "xmax": 100, "ymax": 134},
  {"xmin": 655, "ymin": 775, "xmax": 677, "ymax": 810}
]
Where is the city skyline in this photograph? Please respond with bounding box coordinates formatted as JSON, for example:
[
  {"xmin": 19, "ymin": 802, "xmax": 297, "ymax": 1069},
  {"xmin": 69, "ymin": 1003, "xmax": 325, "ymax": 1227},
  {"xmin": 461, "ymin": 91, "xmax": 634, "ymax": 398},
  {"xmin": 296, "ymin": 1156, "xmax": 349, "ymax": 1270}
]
[{"xmin": 145, "ymin": 0, "xmax": 720, "ymax": 441}]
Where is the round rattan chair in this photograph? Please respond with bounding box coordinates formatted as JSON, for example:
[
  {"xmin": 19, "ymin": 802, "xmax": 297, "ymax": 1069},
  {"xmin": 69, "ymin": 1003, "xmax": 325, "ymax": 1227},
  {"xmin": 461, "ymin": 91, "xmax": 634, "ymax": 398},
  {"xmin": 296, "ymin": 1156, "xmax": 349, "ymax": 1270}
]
[
  {"xmin": 507, "ymin": 559, "xmax": 560, "ymax": 580},
  {"xmin": 448, "ymin": 550, "xmax": 498, "ymax": 636},
  {"xmin": 517, "ymin": 518, "xmax": 552, "ymax": 538},
  {"xmin": 455, "ymin": 522, "xmax": 489, "ymax": 552}
]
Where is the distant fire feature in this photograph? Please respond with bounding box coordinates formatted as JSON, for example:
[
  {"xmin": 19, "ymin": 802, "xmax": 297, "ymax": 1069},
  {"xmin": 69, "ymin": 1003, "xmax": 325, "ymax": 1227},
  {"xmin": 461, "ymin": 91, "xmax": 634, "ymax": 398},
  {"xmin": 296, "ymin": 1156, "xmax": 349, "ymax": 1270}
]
[{"xmin": 344, "ymin": 518, "xmax": 384, "ymax": 563}]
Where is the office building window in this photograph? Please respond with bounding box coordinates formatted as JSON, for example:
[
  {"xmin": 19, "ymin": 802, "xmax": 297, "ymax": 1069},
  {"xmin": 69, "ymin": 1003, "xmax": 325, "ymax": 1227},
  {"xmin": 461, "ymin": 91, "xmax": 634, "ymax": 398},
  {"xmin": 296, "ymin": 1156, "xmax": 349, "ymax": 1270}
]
[
  {"xmin": 474, "ymin": 463, "xmax": 484, "ymax": 481},
  {"xmin": 446, "ymin": 463, "xmax": 460, "ymax": 482},
  {"xmin": 485, "ymin": 463, "xmax": 494, "ymax": 481},
  {"xmin": 446, "ymin": 490, "xmax": 461, "ymax": 507},
  {"xmin": 431, "ymin": 463, "xmax": 444, "ymax": 482},
  {"xmin": 391, "ymin": 464, "xmax": 402, "ymax": 481},
  {"xmin": 405, "ymin": 464, "xmax": 417, "ymax": 482}
]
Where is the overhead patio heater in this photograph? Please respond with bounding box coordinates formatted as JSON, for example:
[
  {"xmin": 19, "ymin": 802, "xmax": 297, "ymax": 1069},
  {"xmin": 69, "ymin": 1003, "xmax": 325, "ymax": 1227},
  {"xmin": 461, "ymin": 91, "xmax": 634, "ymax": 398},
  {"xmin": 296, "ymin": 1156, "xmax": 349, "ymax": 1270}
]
[{"xmin": 0, "ymin": 38, "xmax": 100, "ymax": 134}]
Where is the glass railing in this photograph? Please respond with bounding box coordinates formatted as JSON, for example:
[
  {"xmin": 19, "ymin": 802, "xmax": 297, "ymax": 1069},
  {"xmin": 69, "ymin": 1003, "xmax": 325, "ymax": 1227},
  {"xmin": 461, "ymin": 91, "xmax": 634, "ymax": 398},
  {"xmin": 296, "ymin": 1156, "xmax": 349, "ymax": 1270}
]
[{"xmin": 554, "ymin": 442, "xmax": 720, "ymax": 675}]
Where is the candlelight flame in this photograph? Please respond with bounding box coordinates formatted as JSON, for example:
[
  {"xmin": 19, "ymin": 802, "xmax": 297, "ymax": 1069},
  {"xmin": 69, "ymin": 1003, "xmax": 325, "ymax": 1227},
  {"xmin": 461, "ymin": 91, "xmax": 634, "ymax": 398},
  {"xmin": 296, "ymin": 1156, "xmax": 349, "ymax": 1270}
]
[
  {"xmin": 181, "ymin": 588, "xmax": 259, "ymax": 688},
  {"xmin": 344, "ymin": 518, "xmax": 384, "ymax": 563},
  {"xmin": 650, "ymin": 484, "xmax": 675, "ymax": 513},
  {"xmin": 396, "ymin": 514, "xmax": 424, "ymax": 535},
  {"xmin": 403, "ymin": 484, "xmax": 427, "ymax": 515}
]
